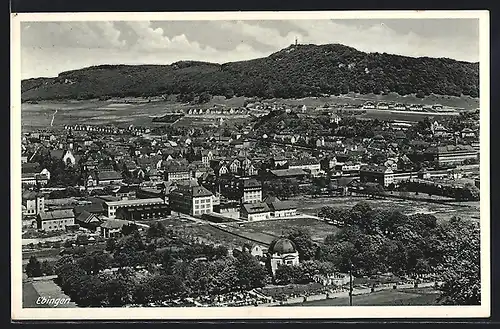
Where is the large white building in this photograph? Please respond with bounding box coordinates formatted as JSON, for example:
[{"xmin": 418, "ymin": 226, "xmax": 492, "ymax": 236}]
[
  {"xmin": 241, "ymin": 178, "xmax": 262, "ymax": 204},
  {"xmin": 104, "ymin": 198, "xmax": 166, "ymax": 219},
  {"xmin": 169, "ymin": 184, "xmax": 213, "ymax": 216}
]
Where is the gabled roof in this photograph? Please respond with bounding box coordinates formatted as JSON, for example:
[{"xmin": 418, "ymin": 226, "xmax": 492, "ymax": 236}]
[
  {"xmin": 75, "ymin": 210, "xmax": 101, "ymax": 224},
  {"xmin": 242, "ymin": 202, "xmax": 270, "ymax": 214},
  {"xmin": 269, "ymin": 201, "xmax": 296, "ymax": 211},
  {"xmin": 269, "ymin": 168, "xmax": 308, "ymax": 177}
]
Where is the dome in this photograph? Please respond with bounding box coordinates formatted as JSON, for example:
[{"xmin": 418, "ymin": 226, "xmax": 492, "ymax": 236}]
[{"xmin": 270, "ymin": 238, "xmax": 297, "ymax": 255}]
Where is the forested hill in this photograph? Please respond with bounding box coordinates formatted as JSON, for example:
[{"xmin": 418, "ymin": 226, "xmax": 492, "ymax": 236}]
[{"xmin": 21, "ymin": 43, "xmax": 479, "ymax": 102}]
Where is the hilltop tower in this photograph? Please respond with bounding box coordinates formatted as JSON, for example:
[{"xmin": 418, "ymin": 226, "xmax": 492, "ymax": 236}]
[{"xmin": 295, "ymin": 37, "xmax": 298, "ymax": 46}]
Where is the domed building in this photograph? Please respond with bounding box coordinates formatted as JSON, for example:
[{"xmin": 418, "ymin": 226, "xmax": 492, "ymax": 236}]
[{"xmin": 268, "ymin": 237, "xmax": 300, "ymax": 276}]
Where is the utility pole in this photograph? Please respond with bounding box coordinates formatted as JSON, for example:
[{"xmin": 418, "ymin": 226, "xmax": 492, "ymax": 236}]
[{"xmin": 349, "ymin": 262, "xmax": 353, "ymax": 306}]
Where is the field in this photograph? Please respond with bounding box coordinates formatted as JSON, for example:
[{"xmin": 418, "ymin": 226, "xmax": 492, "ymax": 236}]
[
  {"xmin": 272, "ymin": 92, "xmax": 479, "ymax": 110},
  {"xmin": 234, "ymin": 217, "xmax": 340, "ymax": 244},
  {"xmin": 295, "ymin": 288, "xmax": 441, "ymax": 306},
  {"xmin": 294, "ymin": 195, "xmax": 480, "ymax": 223}
]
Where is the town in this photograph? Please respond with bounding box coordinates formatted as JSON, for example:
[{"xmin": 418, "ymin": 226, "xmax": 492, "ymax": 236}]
[{"xmin": 21, "ymin": 98, "xmax": 481, "ymax": 308}]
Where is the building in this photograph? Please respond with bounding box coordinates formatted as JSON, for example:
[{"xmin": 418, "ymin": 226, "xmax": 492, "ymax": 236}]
[
  {"xmin": 241, "ymin": 178, "xmax": 262, "ymax": 204},
  {"xmin": 104, "ymin": 197, "xmax": 166, "ymax": 219},
  {"xmin": 36, "ymin": 209, "xmax": 75, "ymax": 232},
  {"xmin": 164, "ymin": 161, "xmax": 192, "ymax": 182},
  {"xmin": 97, "ymin": 170, "xmax": 123, "ymax": 185},
  {"xmin": 268, "ymin": 168, "xmax": 308, "ymax": 180},
  {"xmin": 240, "ymin": 202, "xmax": 271, "ymax": 221},
  {"xmin": 288, "ymin": 158, "xmax": 321, "ymax": 176},
  {"xmin": 425, "ymin": 145, "xmax": 479, "ymax": 166},
  {"xmin": 169, "ymin": 184, "xmax": 213, "ymax": 216},
  {"xmin": 268, "ymin": 238, "xmax": 300, "ymax": 276},
  {"xmin": 99, "ymin": 219, "xmax": 132, "ymax": 239},
  {"xmin": 22, "ymin": 191, "xmax": 45, "ymax": 216},
  {"xmin": 359, "ymin": 165, "xmax": 394, "ymax": 187},
  {"xmin": 74, "ymin": 210, "xmax": 102, "ymax": 231},
  {"xmin": 113, "ymin": 185, "xmax": 137, "ymax": 200},
  {"xmin": 115, "ymin": 203, "xmax": 171, "ymax": 221},
  {"xmin": 268, "ymin": 200, "xmax": 297, "ymax": 218}
]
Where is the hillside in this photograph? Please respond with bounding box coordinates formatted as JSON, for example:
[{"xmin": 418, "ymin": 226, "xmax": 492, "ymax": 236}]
[{"xmin": 21, "ymin": 44, "xmax": 479, "ymax": 102}]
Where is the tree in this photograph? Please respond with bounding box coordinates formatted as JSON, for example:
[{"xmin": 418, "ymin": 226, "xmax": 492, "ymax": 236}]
[
  {"xmin": 121, "ymin": 223, "xmax": 139, "ymax": 236},
  {"xmin": 26, "ymin": 256, "xmax": 43, "ymax": 277},
  {"xmin": 41, "ymin": 260, "xmax": 54, "ymax": 276},
  {"xmin": 285, "ymin": 228, "xmax": 316, "ymax": 261},
  {"xmin": 147, "ymin": 222, "xmax": 166, "ymax": 240},
  {"xmin": 274, "ymin": 264, "xmax": 304, "ymax": 285},
  {"xmin": 234, "ymin": 252, "xmax": 268, "ymax": 290},
  {"xmin": 198, "ymin": 91, "xmax": 212, "ymax": 104},
  {"xmin": 106, "ymin": 238, "xmax": 117, "ymax": 252},
  {"xmin": 439, "ymin": 218, "xmax": 480, "ymax": 305}
]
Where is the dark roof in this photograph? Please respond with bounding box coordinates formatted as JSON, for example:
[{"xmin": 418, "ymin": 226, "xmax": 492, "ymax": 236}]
[
  {"xmin": 172, "ymin": 184, "xmax": 213, "ymax": 198},
  {"xmin": 38, "ymin": 209, "xmax": 74, "ymax": 221},
  {"xmin": 242, "ymin": 179, "xmax": 262, "ymax": 188},
  {"xmin": 100, "ymin": 219, "xmax": 131, "ymax": 229},
  {"xmin": 263, "ymin": 195, "xmax": 281, "ymax": 204},
  {"xmin": 242, "ymin": 202, "xmax": 270, "ymax": 214},
  {"xmin": 97, "ymin": 170, "xmax": 123, "ymax": 181},
  {"xmin": 22, "ymin": 162, "xmax": 41, "ymax": 174},
  {"xmin": 269, "ymin": 168, "xmax": 308, "ymax": 177},
  {"xmin": 269, "ymin": 201, "xmax": 296, "ymax": 211},
  {"xmin": 75, "ymin": 210, "xmax": 101, "ymax": 224},
  {"xmin": 360, "ymin": 165, "xmax": 392, "ymax": 174},
  {"xmin": 269, "ymin": 238, "xmax": 297, "ymax": 255},
  {"xmin": 22, "ymin": 190, "xmax": 43, "ymax": 200},
  {"xmin": 49, "ymin": 149, "xmax": 65, "ymax": 159}
]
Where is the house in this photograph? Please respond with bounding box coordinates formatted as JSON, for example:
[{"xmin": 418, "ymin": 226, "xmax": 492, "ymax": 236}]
[
  {"xmin": 359, "ymin": 165, "xmax": 394, "ymax": 187},
  {"xmin": 100, "ymin": 219, "xmax": 133, "ymax": 239},
  {"xmin": 74, "ymin": 210, "xmax": 102, "ymax": 231},
  {"xmin": 201, "ymin": 150, "xmax": 214, "ymax": 165},
  {"xmin": 461, "ymin": 128, "xmax": 476, "ymax": 138},
  {"xmin": 271, "ymin": 156, "xmax": 288, "ymax": 168},
  {"xmin": 241, "ymin": 202, "xmax": 271, "ymax": 221},
  {"xmin": 267, "ymin": 200, "xmax": 297, "ymax": 218},
  {"xmin": 22, "ymin": 191, "xmax": 45, "ymax": 217},
  {"xmin": 169, "ymin": 184, "xmax": 213, "ymax": 216},
  {"xmin": 163, "ymin": 160, "xmax": 191, "ymax": 182},
  {"xmin": 36, "ymin": 209, "xmax": 75, "ymax": 232},
  {"xmin": 242, "ymin": 243, "xmax": 266, "ymax": 257}
]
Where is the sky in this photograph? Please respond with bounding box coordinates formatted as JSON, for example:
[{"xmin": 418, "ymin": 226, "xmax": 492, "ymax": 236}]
[{"xmin": 20, "ymin": 19, "xmax": 480, "ymax": 79}]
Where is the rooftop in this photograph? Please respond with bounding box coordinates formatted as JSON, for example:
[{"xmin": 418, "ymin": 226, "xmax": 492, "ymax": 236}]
[
  {"xmin": 104, "ymin": 197, "xmax": 165, "ymax": 207},
  {"xmin": 38, "ymin": 209, "xmax": 74, "ymax": 221}
]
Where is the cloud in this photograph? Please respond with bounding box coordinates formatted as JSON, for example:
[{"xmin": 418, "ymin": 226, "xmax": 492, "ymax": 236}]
[{"xmin": 21, "ymin": 22, "xmax": 126, "ymax": 49}]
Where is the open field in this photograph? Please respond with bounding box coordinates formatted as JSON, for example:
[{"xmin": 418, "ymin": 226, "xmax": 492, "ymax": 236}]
[
  {"xmin": 270, "ymin": 92, "xmax": 479, "ymax": 110},
  {"xmin": 21, "ymin": 98, "xmax": 253, "ymax": 132},
  {"xmin": 234, "ymin": 217, "xmax": 340, "ymax": 244},
  {"xmin": 294, "ymin": 195, "xmax": 480, "ymax": 223},
  {"xmin": 293, "ymin": 288, "xmax": 441, "ymax": 306},
  {"xmin": 182, "ymin": 224, "xmax": 259, "ymax": 249}
]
